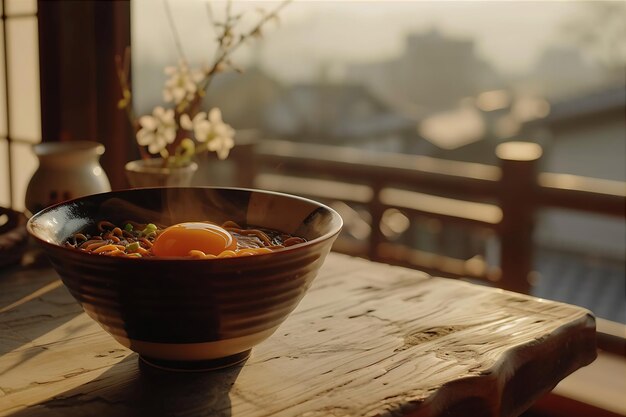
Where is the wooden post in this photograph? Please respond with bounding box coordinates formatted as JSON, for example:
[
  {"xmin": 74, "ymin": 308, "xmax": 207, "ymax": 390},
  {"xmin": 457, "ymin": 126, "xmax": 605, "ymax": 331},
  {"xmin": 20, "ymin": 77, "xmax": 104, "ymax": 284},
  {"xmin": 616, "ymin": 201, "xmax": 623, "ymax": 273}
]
[
  {"xmin": 369, "ymin": 182, "xmax": 385, "ymax": 262},
  {"xmin": 496, "ymin": 141, "xmax": 542, "ymax": 294}
]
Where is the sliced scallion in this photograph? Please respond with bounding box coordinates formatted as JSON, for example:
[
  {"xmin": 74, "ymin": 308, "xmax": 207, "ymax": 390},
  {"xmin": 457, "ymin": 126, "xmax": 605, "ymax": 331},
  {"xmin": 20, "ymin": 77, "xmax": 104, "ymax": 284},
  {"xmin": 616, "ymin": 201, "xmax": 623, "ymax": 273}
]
[{"xmin": 126, "ymin": 242, "xmax": 140, "ymax": 252}]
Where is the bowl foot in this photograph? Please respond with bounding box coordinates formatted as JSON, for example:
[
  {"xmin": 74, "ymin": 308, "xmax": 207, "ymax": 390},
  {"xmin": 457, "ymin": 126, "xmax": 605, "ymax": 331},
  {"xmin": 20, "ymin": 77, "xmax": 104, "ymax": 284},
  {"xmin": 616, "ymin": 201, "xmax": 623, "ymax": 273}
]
[{"xmin": 139, "ymin": 349, "xmax": 251, "ymax": 372}]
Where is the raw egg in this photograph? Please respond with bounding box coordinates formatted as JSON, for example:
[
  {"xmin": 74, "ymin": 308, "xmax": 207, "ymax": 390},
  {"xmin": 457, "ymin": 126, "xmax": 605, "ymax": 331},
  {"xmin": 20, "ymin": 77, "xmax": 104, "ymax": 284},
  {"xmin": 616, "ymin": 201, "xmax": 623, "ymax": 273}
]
[{"xmin": 152, "ymin": 222, "xmax": 237, "ymax": 257}]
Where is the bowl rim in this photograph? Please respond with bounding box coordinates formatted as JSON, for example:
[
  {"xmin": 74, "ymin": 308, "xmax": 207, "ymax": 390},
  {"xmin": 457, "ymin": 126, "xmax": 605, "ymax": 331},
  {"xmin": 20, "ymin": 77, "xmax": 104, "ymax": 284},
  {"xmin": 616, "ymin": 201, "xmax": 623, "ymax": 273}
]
[{"xmin": 26, "ymin": 186, "xmax": 343, "ymax": 262}]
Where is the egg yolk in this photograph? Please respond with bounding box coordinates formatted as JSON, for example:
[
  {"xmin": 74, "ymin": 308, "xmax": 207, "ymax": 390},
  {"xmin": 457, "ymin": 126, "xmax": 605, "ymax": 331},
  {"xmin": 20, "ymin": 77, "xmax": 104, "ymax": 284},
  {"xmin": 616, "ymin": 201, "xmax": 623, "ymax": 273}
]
[{"xmin": 151, "ymin": 222, "xmax": 237, "ymax": 257}]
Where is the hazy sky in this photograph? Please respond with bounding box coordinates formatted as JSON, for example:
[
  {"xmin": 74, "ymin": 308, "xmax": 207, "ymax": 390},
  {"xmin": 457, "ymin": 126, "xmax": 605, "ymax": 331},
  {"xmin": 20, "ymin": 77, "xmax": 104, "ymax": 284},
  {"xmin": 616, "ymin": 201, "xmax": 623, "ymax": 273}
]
[{"xmin": 133, "ymin": 0, "xmax": 584, "ymax": 82}]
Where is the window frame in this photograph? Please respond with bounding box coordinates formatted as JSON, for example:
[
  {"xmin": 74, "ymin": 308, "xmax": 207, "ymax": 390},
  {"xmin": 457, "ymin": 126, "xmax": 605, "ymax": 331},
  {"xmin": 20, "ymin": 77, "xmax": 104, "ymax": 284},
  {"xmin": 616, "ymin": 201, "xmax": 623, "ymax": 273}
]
[{"xmin": 37, "ymin": 0, "xmax": 132, "ymax": 191}]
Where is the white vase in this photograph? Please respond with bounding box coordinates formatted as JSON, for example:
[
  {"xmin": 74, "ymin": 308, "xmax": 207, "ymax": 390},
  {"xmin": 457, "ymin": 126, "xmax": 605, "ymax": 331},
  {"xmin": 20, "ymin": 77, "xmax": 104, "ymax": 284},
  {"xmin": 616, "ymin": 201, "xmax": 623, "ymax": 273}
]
[
  {"xmin": 124, "ymin": 158, "xmax": 198, "ymax": 188},
  {"xmin": 25, "ymin": 141, "xmax": 111, "ymax": 216}
]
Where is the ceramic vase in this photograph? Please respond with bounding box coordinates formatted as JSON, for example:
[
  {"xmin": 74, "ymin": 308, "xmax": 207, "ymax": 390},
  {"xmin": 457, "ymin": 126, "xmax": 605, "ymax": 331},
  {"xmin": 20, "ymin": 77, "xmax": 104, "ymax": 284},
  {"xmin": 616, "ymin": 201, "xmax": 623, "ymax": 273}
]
[
  {"xmin": 25, "ymin": 141, "xmax": 111, "ymax": 216},
  {"xmin": 124, "ymin": 158, "xmax": 198, "ymax": 188}
]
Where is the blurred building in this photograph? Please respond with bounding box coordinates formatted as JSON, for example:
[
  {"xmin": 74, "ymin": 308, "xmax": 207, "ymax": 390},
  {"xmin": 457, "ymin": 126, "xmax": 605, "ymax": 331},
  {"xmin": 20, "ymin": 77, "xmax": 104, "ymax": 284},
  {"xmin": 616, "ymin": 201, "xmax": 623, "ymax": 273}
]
[
  {"xmin": 348, "ymin": 29, "xmax": 504, "ymax": 115},
  {"xmin": 518, "ymin": 45, "xmax": 610, "ymax": 101},
  {"xmin": 204, "ymin": 66, "xmax": 285, "ymax": 131},
  {"xmin": 264, "ymin": 82, "xmax": 415, "ymax": 152}
]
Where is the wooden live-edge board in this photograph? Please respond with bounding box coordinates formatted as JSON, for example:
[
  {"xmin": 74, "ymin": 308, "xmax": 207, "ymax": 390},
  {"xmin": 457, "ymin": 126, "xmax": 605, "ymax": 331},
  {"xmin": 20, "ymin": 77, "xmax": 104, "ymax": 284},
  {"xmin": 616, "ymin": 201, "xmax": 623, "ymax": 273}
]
[{"xmin": 0, "ymin": 253, "xmax": 596, "ymax": 417}]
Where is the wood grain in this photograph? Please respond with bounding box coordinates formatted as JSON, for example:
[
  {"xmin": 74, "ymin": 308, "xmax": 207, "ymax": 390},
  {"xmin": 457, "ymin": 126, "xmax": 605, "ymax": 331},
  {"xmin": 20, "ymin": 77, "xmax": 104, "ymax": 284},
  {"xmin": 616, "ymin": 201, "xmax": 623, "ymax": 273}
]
[{"xmin": 0, "ymin": 253, "xmax": 596, "ymax": 417}]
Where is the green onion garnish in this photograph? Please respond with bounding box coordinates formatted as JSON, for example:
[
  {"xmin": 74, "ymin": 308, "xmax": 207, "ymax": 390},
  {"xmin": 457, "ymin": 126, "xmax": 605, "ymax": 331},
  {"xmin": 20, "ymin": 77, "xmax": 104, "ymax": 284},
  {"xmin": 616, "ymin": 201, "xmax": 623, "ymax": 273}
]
[
  {"xmin": 141, "ymin": 223, "xmax": 157, "ymax": 236},
  {"xmin": 126, "ymin": 242, "xmax": 140, "ymax": 252}
]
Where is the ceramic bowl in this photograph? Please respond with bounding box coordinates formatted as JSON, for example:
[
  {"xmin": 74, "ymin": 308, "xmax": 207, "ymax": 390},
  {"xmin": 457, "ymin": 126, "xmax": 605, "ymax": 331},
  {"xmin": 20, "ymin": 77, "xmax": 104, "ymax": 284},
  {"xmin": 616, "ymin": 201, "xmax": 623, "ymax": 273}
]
[{"xmin": 27, "ymin": 187, "xmax": 342, "ymax": 370}]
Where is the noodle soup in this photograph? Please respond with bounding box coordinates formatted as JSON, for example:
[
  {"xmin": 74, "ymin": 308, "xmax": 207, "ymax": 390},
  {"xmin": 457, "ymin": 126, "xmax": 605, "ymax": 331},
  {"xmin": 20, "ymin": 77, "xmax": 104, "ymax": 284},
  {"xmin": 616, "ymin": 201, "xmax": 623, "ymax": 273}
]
[{"xmin": 65, "ymin": 220, "xmax": 306, "ymax": 259}]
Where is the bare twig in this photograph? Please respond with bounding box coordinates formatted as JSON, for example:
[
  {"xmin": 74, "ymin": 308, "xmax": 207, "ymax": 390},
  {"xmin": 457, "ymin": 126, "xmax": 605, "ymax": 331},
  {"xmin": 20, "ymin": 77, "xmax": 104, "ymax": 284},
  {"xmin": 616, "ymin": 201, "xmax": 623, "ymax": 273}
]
[
  {"xmin": 205, "ymin": 1, "xmax": 217, "ymax": 35},
  {"xmin": 114, "ymin": 49, "xmax": 136, "ymax": 129},
  {"xmin": 164, "ymin": 0, "xmax": 187, "ymax": 62},
  {"xmin": 225, "ymin": 0, "xmax": 232, "ymax": 24},
  {"xmin": 175, "ymin": 0, "xmax": 290, "ymax": 121},
  {"xmin": 205, "ymin": 1, "xmax": 215, "ymax": 25},
  {"xmin": 199, "ymin": 0, "xmax": 292, "ymax": 96},
  {"xmin": 114, "ymin": 47, "xmax": 148, "ymax": 159}
]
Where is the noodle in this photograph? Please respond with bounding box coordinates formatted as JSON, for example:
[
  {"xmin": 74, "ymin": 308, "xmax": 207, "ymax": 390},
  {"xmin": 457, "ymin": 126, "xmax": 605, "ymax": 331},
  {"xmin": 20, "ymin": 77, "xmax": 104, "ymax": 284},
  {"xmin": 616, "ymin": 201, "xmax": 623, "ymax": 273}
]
[{"xmin": 64, "ymin": 220, "xmax": 306, "ymax": 259}]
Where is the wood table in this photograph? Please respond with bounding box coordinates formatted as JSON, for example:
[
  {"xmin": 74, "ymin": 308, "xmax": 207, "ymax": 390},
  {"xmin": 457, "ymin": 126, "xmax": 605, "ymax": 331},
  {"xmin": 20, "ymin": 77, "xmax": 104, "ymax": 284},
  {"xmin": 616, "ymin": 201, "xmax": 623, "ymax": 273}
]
[{"xmin": 0, "ymin": 252, "xmax": 597, "ymax": 417}]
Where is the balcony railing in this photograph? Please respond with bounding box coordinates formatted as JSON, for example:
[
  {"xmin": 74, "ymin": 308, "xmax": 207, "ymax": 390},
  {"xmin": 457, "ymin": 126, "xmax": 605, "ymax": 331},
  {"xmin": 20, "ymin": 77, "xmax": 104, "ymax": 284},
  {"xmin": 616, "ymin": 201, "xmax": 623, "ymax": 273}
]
[{"xmin": 227, "ymin": 137, "xmax": 625, "ymax": 355}]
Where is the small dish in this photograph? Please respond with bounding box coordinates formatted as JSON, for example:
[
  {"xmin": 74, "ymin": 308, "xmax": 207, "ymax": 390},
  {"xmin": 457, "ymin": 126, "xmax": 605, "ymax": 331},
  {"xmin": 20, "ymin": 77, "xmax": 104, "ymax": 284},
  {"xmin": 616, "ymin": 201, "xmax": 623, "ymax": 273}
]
[{"xmin": 0, "ymin": 206, "xmax": 28, "ymax": 268}]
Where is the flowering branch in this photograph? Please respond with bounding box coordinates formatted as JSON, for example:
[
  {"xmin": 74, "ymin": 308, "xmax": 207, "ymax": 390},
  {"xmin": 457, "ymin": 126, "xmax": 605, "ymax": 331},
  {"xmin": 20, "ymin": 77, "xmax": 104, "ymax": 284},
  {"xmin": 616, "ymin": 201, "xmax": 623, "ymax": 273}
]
[
  {"xmin": 115, "ymin": 0, "xmax": 291, "ymax": 168},
  {"xmin": 198, "ymin": 0, "xmax": 291, "ymax": 101}
]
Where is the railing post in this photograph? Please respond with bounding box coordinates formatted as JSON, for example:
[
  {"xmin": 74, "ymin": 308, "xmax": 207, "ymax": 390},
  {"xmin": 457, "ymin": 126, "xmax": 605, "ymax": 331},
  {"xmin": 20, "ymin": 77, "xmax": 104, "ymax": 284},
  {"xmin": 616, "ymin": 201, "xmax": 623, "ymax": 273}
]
[
  {"xmin": 369, "ymin": 182, "xmax": 385, "ymax": 262},
  {"xmin": 495, "ymin": 141, "xmax": 543, "ymax": 294}
]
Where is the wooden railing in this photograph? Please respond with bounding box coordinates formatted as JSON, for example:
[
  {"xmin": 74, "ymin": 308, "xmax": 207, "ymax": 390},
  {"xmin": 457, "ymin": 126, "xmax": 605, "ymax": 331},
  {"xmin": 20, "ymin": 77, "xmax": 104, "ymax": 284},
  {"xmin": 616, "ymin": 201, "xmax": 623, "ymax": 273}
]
[{"xmin": 229, "ymin": 137, "xmax": 625, "ymax": 355}]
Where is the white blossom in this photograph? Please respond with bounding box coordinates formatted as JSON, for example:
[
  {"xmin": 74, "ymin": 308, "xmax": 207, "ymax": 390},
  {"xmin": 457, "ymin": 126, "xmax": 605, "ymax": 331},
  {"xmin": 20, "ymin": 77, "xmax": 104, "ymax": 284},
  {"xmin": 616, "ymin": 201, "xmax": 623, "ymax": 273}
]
[
  {"xmin": 207, "ymin": 131, "xmax": 235, "ymax": 160},
  {"xmin": 181, "ymin": 108, "xmax": 235, "ymax": 160},
  {"xmin": 162, "ymin": 60, "xmax": 204, "ymax": 105},
  {"xmin": 179, "ymin": 112, "xmax": 206, "ymax": 131},
  {"xmin": 136, "ymin": 106, "xmax": 177, "ymax": 154}
]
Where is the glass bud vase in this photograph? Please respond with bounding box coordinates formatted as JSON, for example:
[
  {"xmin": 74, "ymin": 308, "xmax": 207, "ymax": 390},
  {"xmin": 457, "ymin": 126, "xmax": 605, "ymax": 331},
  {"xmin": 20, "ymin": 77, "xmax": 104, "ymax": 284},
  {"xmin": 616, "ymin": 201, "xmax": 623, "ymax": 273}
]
[{"xmin": 24, "ymin": 141, "xmax": 111, "ymax": 216}]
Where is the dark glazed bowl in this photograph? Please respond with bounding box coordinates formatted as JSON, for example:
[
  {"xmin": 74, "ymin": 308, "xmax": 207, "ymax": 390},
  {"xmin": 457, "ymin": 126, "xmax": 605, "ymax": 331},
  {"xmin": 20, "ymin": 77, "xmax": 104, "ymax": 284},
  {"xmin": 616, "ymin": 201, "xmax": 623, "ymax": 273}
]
[{"xmin": 27, "ymin": 187, "xmax": 342, "ymax": 370}]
